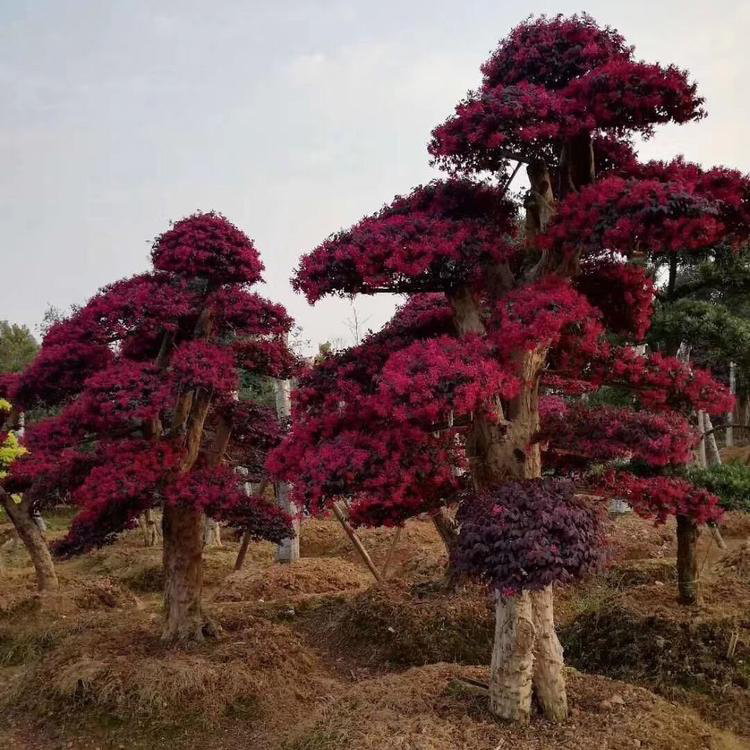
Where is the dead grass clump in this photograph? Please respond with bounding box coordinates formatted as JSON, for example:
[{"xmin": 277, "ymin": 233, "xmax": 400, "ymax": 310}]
[
  {"xmin": 604, "ymin": 558, "xmax": 677, "ymax": 588},
  {"xmin": 115, "ymin": 562, "xmax": 164, "ymax": 592},
  {"xmin": 720, "ymin": 512, "xmax": 750, "ymax": 539},
  {"xmin": 4, "ymin": 609, "xmax": 331, "ymax": 731},
  {"xmin": 561, "ymin": 606, "xmax": 749, "ymax": 690},
  {"xmin": 71, "ymin": 578, "xmax": 142, "ymax": 610},
  {"xmin": 561, "ymin": 604, "xmax": 750, "ymax": 738},
  {"xmin": 300, "ymin": 518, "xmax": 446, "ymax": 575},
  {"xmin": 0, "ymin": 571, "xmax": 139, "ymax": 623},
  {"xmin": 0, "ymin": 623, "xmax": 63, "ymax": 666},
  {"xmin": 215, "ymin": 558, "xmax": 373, "ymax": 603},
  {"xmin": 305, "ymin": 581, "xmax": 494, "ymax": 668},
  {"xmin": 715, "ymin": 539, "xmax": 750, "ymax": 578},
  {"xmin": 284, "ymin": 664, "xmax": 739, "ymax": 750}
]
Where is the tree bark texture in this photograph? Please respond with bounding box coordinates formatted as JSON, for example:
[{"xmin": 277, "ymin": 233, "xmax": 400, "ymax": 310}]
[
  {"xmin": 162, "ymin": 503, "xmax": 218, "ymax": 642},
  {"xmin": 676, "ymin": 514, "xmax": 700, "ymax": 605},
  {"xmin": 530, "ymin": 585, "xmax": 567, "ymax": 721},
  {"xmin": 1, "ymin": 492, "xmax": 58, "ymax": 591},
  {"xmin": 489, "ymin": 591, "xmax": 535, "ymax": 723}
]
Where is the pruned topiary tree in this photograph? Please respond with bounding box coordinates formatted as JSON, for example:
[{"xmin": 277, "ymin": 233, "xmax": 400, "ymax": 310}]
[
  {"xmin": 272, "ymin": 14, "xmax": 746, "ymax": 723},
  {"xmin": 2, "ymin": 212, "xmax": 297, "ymax": 641}
]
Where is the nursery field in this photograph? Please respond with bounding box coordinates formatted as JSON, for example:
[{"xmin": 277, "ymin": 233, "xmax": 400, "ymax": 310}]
[{"xmin": 1, "ymin": 510, "xmax": 748, "ymax": 750}]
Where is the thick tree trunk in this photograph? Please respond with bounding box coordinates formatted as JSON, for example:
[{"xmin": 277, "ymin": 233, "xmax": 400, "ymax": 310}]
[
  {"xmin": 530, "ymin": 586, "xmax": 567, "ymax": 721},
  {"xmin": 430, "ymin": 506, "xmax": 459, "ymax": 554},
  {"xmin": 1, "ymin": 493, "xmax": 58, "ymax": 591},
  {"xmin": 161, "ymin": 503, "xmax": 218, "ymax": 642},
  {"xmin": 676, "ymin": 514, "xmax": 700, "ymax": 605},
  {"xmin": 489, "ymin": 591, "xmax": 535, "ymax": 723},
  {"xmin": 451, "ymin": 285, "xmax": 566, "ymax": 722}
]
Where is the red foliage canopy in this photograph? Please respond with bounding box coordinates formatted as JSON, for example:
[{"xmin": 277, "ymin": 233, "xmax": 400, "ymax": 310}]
[
  {"xmin": 274, "ymin": 15, "xmax": 743, "ymax": 593},
  {"xmin": 430, "ymin": 14, "xmax": 703, "ymax": 172},
  {"xmin": 293, "ymin": 180, "xmax": 517, "ymax": 302}
]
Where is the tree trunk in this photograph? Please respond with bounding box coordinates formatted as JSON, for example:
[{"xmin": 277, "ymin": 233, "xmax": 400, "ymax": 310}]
[
  {"xmin": 430, "ymin": 506, "xmax": 459, "ymax": 555},
  {"xmin": 451, "ymin": 284, "xmax": 566, "ymax": 722},
  {"xmin": 275, "ymin": 377, "xmax": 300, "ymax": 563},
  {"xmin": 1, "ymin": 493, "xmax": 58, "ymax": 591},
  {"xmin": 203, "ymin": 518, "xmax": 222, "ymax": 547},
  {"xmin": 489, "ymin": 591, "xmax": 535, "ymax": 723},
  {"xmin": 531, "ymin": 586, "xmax": 567, "ymax": 721},
  {"xmin": 676, "ymin": 514, "xmax": 700, "ymax": 605},
  {"xmin": 727, "ymin": 361, "xmax": 735, "ymax": 447},
  {"xmin": 161, "ymin": 503, "xmax": 218, "ymax": 642},
  {"xmin": 234, "ymin": 531, "xmax": 251, "ymax": 571},
  {"xmin": 139, "ymin": 508, "xmax": 160, "ymax": 547}
]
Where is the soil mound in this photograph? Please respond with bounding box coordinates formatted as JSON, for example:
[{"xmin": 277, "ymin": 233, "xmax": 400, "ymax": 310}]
[
  {"xmin": 2, "ymin": 608, "xmax": 334, "ymax": 734},
  {"xmin": 305, "ymin": 580, "xmax": 494, "ymax": 669},
  {"xmin": 561, "ymin": 605, "xmax": 750, "ymax": 738},
  {"xmin": 284, "ymin": 663, "xmax": 741, "ymax": 750},
  {"xmin": 715, "ymin": 539, "xmax": 750, "ymax": 578}
]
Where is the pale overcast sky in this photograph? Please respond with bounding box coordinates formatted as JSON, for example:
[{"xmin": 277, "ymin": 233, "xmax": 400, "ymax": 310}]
[{"xmin": 2, "ymin": 1, "xmax": 748, "ymax": 352}]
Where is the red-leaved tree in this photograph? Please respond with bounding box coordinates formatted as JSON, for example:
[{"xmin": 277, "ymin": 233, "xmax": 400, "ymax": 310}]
[
  {"xmin": 271, "ymin": 14, "xmax": 746, "ymax": 723},
  {"xmin": 2, "ymin": 212, "xmax": 297, "ymax": 642}
]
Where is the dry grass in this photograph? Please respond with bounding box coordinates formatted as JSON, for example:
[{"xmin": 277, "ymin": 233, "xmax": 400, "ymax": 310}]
[
  {"xmin": 284, "ymin": 663, "xmax": 743, "ymax": 750},
  {"xmin": 715, "ymin": 539, "xmax": 750, "ymax": 578},
  {"xmin": 215, "ymin": 557, "xmax": 374, "ymax": 603},
  {"xmin": 2, "ymin": 510, "xmax": 750, "ymax": 749},
  {"xmin": 3, "ymin": 607, "xmax": 335, "ymax": 732},
  {"xmin": 302, "ymin": 580, "xmax": 495, "ymax": 670},
  {"xmin": 300, "ymin": 517, "xmax": 447, "ymax": 579}
]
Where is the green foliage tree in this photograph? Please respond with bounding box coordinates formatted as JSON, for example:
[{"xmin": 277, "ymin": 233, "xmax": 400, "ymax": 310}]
[{"xmin": 0, "ymin": 322, "xmax": 38, "ymax": 374}]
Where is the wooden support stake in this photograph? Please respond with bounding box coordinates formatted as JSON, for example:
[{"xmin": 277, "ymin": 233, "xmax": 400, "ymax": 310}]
[
  {"xmin": 709, "ymin": 523, "xmax": 727, "ymax": 551},
  {"xmin": 234, "ymin": 532, "xmax": 251, "ymax": 571},
  {"xmin": 332, "ymin": 501, "xmax": 383, "ymax": 582}
]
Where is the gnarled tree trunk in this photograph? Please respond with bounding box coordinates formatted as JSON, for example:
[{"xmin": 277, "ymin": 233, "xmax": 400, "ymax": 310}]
[
  {"xmin": 530, "ymin": 585, "xmax": 567, "ymax": 721},
  {"xmin": 449, "ymin": 151, "xmax": 578, "ymax": 722},
  {"xmin": 430, "ymin": 506, "xmax": 459, "ymax": 554},
  {"xmin": 162, "ymin": 503, "xmax": 218, "ymax": 642},
  {"xmin": 1, "ymin": 491, "xmax": 58, "ymax": 591},
  {"xmin": 490, "ymin": 590, "xmax": 535, "ymax": 722}
]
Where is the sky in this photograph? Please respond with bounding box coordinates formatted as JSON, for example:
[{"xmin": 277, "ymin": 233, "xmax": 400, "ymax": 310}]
[{"xmin": 2, "ymin": 0, "xmax": 748, "ymax": 353}]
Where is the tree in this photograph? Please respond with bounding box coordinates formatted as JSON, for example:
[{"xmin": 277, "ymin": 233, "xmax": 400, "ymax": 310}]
[
  {"xmin": 2, "ymin": 212, "xmax": 297, "ymax": 641},
  {"xmin": 0, "ymin": 322, "xmax": 38, "ymax": 374},
  {"xmin": 272, "ymin": 14, "xmax": 746, "ymax": 723},
  {"xmin": 649, "ymin": 245, "xmax": 750, "ymax": 433}
]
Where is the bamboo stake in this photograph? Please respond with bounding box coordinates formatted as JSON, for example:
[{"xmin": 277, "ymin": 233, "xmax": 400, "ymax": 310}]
[{"xmin": 332, "ymin": 501, "xmax": 383, "ymax": 582}]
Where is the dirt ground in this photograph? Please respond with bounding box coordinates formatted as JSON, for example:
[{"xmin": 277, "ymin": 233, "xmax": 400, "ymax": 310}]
[{"xmin": 0, "ymin": 509, "xmax": 748, "ymax": 750}]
